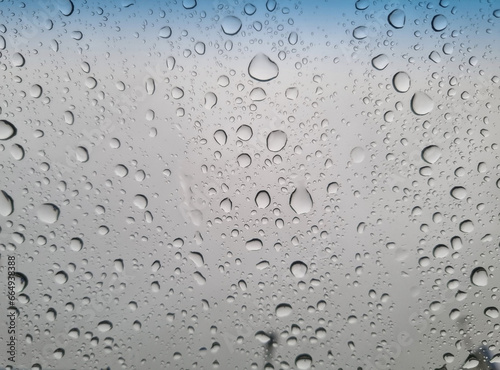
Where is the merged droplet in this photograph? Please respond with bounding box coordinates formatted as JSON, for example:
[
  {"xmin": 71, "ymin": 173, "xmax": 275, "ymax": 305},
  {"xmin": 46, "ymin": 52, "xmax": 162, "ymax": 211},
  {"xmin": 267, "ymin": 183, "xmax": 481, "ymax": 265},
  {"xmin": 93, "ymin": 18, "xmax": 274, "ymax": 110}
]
[
  {"xmin": 204, "ymin": 92, "xmax": 217, "ymax": 109},
  {"xmin": 289, "ymin": 186, "xmax": 313, "ymax": 214},
  {"xmin": 411, "ymin": 92, "xmax": 434, "ymax": 115},
  {"xmin": 221, "ymin": 16, "xmax": 242, "ymax": 35},
  {"xmin": 248, "ymin": 53, "xmax": 279, "ymax": 82}
]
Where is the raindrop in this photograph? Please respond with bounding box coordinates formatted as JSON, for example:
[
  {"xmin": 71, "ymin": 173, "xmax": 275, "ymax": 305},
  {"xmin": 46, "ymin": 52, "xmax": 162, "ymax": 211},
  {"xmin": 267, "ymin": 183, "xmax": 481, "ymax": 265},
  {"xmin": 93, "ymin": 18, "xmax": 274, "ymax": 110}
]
[
  {"xmin": 266, "ymin": 0, "xmax": 276, "ymax": 12},
  {"xmin": 459, "ymin": 220, "xmax": 474, "ymax": 233},
  {"xmin": 0, "ymin": 120, "xmax": 17, "ymax": 140},
  {"xmin": 85, "ymin": 77, "xmax": 97, "ymax": 89},
  {"xmin": 249, "ymin": 87, "xmax": 266, "ymax": 101},
  {"xmin": 471, "ymin": 267, "xmax": 488, "ymax": 287},
  {"xmin": 433, "ymin": 244, "xmax": 449, "ymax": 258},
  {"xmin": 355, "ymin": 0, "xmax": 369, "ymax": 10},
  {"xmin": 37, "ymin": 203, "xmax": 60, "ymax": 224},
  {"xmin": 159, "ymin": 26, "xmax": 172, "ymax": 38},
  {"xmin": 450, "ymin": 187, "xmax": 466, "ymax": 200},
  {"xmin": 350, "ymin": 147, "xmax": 365, "ymax": 163},
  {"xmin": 0, "ymin": 191, "xmax": 14, "ymax": 216},
  {"xmin": 246, "ymin": 239, "xmax": 263, "ymax": 251},
  {"xmin": 421, "ymin": 145, "xmax": 441, "ymax": 164},
  {"xmin": 75, "ymin": 146, "xmax": 89, "ymax": 162},
  {"xmin": 204, "ymin": 92, "xmax": 217, "ymax": 109},
  {"xmin": 244, "ymin": 3, "xmax": 257, "ymax": 15},
  {"xmin": 289, "ymin": 186, "xmax": 313, "ymax": 214},
  {"xmin": 388, "ymin": 9, "xmax": 405, "ymax": 29},
  {"xmin": 295, "ymin": 354, "xmax": 313, "ymax": 369},
  {"xmin": 411, "ymin": 92, "xmax": 434, "ymax": 115},
  {"xmin": 114, "ymin": 164, "xmax": 128, "ymax": 177},
  {"xmin": 327, "ymin": 182, "xmax": 339, "ymax": 194},
  {"xmin": 70, "ymin": 238, "xmax": 83, "ymax": 251},
  {"xmin": 275, "ymin": 303, "xmax": 292, "ymax": 317},
  {"xmin": 194, "ymin": 41, "xmax": 205, "ymax": 55},
  {"xmin": 30, "ymin": 84, "xmax": 43, "ymax": 98},
  {"xmin": 237, "ymin": 153, "xmax": 252, "ymax": 168},
  {"xmin": 484, "ymin": 307, "xmax": 499, "ymax": 319},
  {"xmin": 97, "ymin": 321, "xmax": 113, "ymax": 332},
  {"xmin": 255, "ymin": 191, "xmax": 271, "ymax": 208},
  {"xmin": 12, "ymin": 53, "xmax": 25, "ymax": 67},
  {"xmin": 248, "ymin": 53, "xmax": 279, "ymax": 82},
  {"xmin": 392, "ymin": 72, "xmax": 411, "ymax": 93},
  {"xmin": 57, "ymin": 0, "xmax": 74, "ymax": 16},
  {"xmin": 10, "ymin": 144, "xmax": 25, "ymax": 160},
  {"xmin": 285, "ymin": 87, "xmax": 299, "ymax": 100},
  {"xmin": 221, "ymin": 16, "xmax": 242, "ymax": 35},
  {"xmin": 288, "ymin": 31, "xmax": 298, "ymax": 45},
  {"xmin": 133, "ymin": 194, "xmax": 148, "ymax": 209},
  {"xmin": 220, "ymin": 198, "xmax": 232, "ymax": 213},
  {"xmin": 432, "ymin": 15, "xmax": 448, "ymax": 31},
  {"xmin": 145, "ymin": 78, "xmax": 155, "ymax": 95},
  {"xmin": 429, "ymin": 51, "xmax": 441, "ymax": 63},
  {"xmin": 236, "ymin": 125, "xmax": 252, "ymax": 141},
  {"xmin": 290, "ymin": 261, "xmax": 308, "ymax": 278},
  {"xmin": 214, "ymin": 130, "xmax": 227, "ymax": 145},
  {"xmin": 54, "ymin": 271, "xmax": 68, "ymax": 285},
  {"xmin": 172, "ymin": 87, "xmax": 184, "ymax": 99},
  {"xmin": 353, "ymin": 26, "xmax": 368, "ymax": 39},
  {"xmin": 182, "ymin": 0, "xmax": 196, "ymax": 9},
  {"xmin": 266, "ymin": 130, "xmax": 287, "ymax": 152},
  {"xmin": 372, "ymin": 54, "xmax": 389, "ymax": 70},
  {"xmin": 14, "ymin": 273, "xmax": 28, "ymax": 293},
  {"xmin": 64, "ymin": 111, "xmax": 74, "ymax": 125}
]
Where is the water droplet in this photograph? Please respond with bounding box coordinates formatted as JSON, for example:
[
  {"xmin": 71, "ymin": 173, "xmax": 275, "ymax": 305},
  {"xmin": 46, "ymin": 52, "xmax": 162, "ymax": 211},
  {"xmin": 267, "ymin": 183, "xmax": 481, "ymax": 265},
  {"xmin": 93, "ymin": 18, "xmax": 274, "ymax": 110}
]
[
  {"xmin": 429, "ymin": 51, "xmax": 441, "ymax": 63},
  {"xmin": 275, "ymin": 303, "xmax": 292, "ymax": 317},
  {"xmin": 459, "ymin": 220, "xmax": 474, "ymax": 233},
  {"xmin": 237, "ymin": 153, "xmax": 252, "ymax": 168},
  {"xmin": 355, "ymin": 0, "xmax": 369, "ymax": 10},
  {"xmin": 327, "ymin": 182, "xmax": 339, "ymax": 194},
  {"xmin": 388, "ymin": 9, "xmax": 405, "ymax": 29},
  {"xmin": 159, "ymin": 26, "xmax": 172, "ymax": 38},
  {"xmin": 12, "ymin": 52, "xmax": 25, "ymax": 67},
  {"xmin": 248, "ymin": 53, "xmax": 279, "ymax": 82},
  {"xmin": 85, "ymin": 77, "xmax": 97, "ymax": 89},
  {"xmin": 353, "ymin": 26, "xmax": 368, "ymax": 39},
  {"xmin": 54, "ymin": 271, "xmax": 68, "ymax": 284},
  {"xmin": 392, "ymin": 72, "xmax": 411, "ymax": 93},
  {"xmin": 421, "ymin": 145, "xmax": 442, "ymax": 164},
  {"xmin": 214, "ymin": 130, "xmax": 227, "ymax": 145},
  {"xmin": 246, "ymin": 238, "xmax": 263, "ymax": 251},
  {"xmin": 266, "ymin": 130, "xmax": 287, "ymax": 152},
  {"xmin": 64, "ymin": 111, "xmax": 74, "ymax": 125},
  {"xmin": 10, "ymin": 144, "xmax": 25, "ymax": 161},
  {"xmin": 133, "ymin": 194, "xmax": 148, "ymax": 209},
  {"xmin": 249, "ymin": 87, "xmax": 266, "ymax": 101},
  {"xmin": 450, "ymin": 187, "xmax": 466, "ymax": 200},
  {"xmin": 432, "ymin": 15, "xmax": 448, "ymax": 31},
  {"xmin": 484, "ymin": 307, "xmax": 499, "ymax": 319},
  {"xmin": 372, "ymin": 54, "xmax": 389, "ymax": 70},
  {"xmin": 0, "ymin": 120, "xmax": 17, "ymax": 140},
  {"xmin": 290, "ymin": 261, "xmax": 308, "ymax": 278},
  {"xmin": 114, "ymin": 164, "xmax": 128, "ymax": 177},
  {"xmin": 244, "ymin": 3, "xmax": 257, "ymax": 15},
  {"xmin": 471, "ymin": 267, "xmax": 488, "ymax": 287},
  {"xmin": 182, "ymin": 0, "xmax": 196, "ymax": 9},
  {"xmin": 0, "ymin": 191, "xmax": 14, "ymax": 216},
  {"xmin": 172, "ymin": 87, "xmax": 184, "ymax": 99},
  {"xmin": 70, "ymin": 237, "xmax": 83, "ymax": 251},
  {"xmin": 194, "ymin": 41, "xmax": 205, "ymax": 55},
  {"xmin": 30, "ymin": 84, "xmax": 43, "ymax": 98},
  {"xmin": 411, "ymin": 92, "xmax": 434, "ymax": 115},
  {"xmin": 145, "ymin": 78, "xmax": 155, "ymax": 95},
  {"xmin": 75, "ymin": 146, "xmax": 89, "ymax": 162},
  {"xmin": 193, "ymin": 271, "xmax": 206, "ymax": 285},
  {"xmin": 204, "ymin": 92, "xmax": 217, "ymax": 109},
  {"xmin": 433, "ymin": 244, "xmax": 449, "ymax": 258},
  {"xmin": 98, "ymin": 321, "xmax": 113, "ymax": 332},
  {"xmin": 188, "ymin": 252, "xmax": 204, "ymax": 267},
  {"xmin": 57, "ymin": 0, "xmax": 74, "ymax": 16},
  {"xmin": 37, "ymin": 203, "xmax": 60, "ymax": 224},
  {"xmin": 289, "ymin": 186, "xmax": 313, "ymax": 214},
  {"xmin": 266, "ymin": 0, "xmax": 276, "ymax": 12},
  {"xmin": 14, "ymin": 273, "xmax": 28, "ymax": 293},
  {"xmin": 285, "ymin": 87, "xmax": 299, "ymax": 100},
  {"xmin": 288, "ymin": 31, "xmax": 298, "ymax": 45},
  {"xmin": 350, "ymin": 147, "xmax": 365, "ymax": 163},
  {"xmin": 221, "ymin": 16, "xmax": 242, "ymax": 35},
  {"xmin": 255, "ymin": 331, "xmax": 271, "ymax": 343},
  {"xmin": 220, "ymin": 198, "xmax": 232, "ymax": 213},
  {"xmin": 295, "ymin": 354, "xmax": 313, "ymax": 369},
  {"xmin": 236, "ymin": 125, "xmax": 252, "ymax": 141},
  {"xmin": 255, "ymin": 191, "xmax": 271, "ymax": 208}
]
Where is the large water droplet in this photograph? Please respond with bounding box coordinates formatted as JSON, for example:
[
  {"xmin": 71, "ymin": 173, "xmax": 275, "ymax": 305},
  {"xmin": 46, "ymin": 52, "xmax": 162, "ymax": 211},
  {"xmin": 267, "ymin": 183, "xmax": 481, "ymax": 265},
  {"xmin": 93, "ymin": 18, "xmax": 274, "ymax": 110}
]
[
  {"xmin": 266, "ymin": 130, "xmax": 287, "ymax": 152},
  {"xmin": 54, "ymin": 271, "xmax": 68, "ymax": 284},
  {"xmin": 275, "ymin": 303, "xmax": 292, "ymax": 317},
  {"xmin": 421, "ymin": 145, "xmax": 442, "ymax": 164},
  {"xmin": 12, "ymin": 53, "xmax": 25, "ymax": 67},
  {"xmin": 248, "ymin": 53, "xmax": 279, "ymax": 82},
  {"xmin": 255, "ymin": 191, "xmax": 271, "ymax": 208},
  {"xmin": 221, "ymin": 16, "xmax": 242, "ymax": 35},
  {"xmin": 249, "ymin": 87, "xmax": 266, "ymax": 101},
  {"xmin": 98, "ymin": 321, "xmax": 113, "ymax": 332},
  {"xmin": 204, "ymin": 92, "xmax": 217, "ymax": 109},
  {"xmin": 484, "ymin": 307, "xmax": 499, "ymax": 319},
  {"xmin": 214, "ymin": 130, "xmax": 227, "ymax": 145},
  {"xmin": 372, "ymin": 54, "xmax": 389, "ymax": 70},
  {"xmin": 411, "ymin": 92, "xmax": 434, "ymax": 115},
  {"xmin": 290, "ymin": 261, "xmax": 308, "ymax": 278},
  {"xmin": 350, "ymin": 147, "xmax": 365, "ymax": 163},
  {"xmin": 182, "ymin": 0, "xmax": 196, "ymax": 9},
  {"xmin": 353, "ymin": 26, "xmax": 368, "ymax": 39},
  {"xmin": 0, "ymin": 190, "xmax": 14, "ymax": 216},
  {"xmin": 0, "ymin": 120, "xmax": 17, "ymax": 140},
  {"xmin": 236, "ymin": 125, "xmax": 253, "ymax": 141},
  {"xmin": 37, "ymin": 203, "xmax": 60, "ymax": 224},
  {"xmin": 289, "ymin": 186, "xmax": 313, "ymax": 214},
  {"xmin": 159, "ymin": 26, "xmax": 172, "ymax": 38},
  {"xmin": 70, "ymin": 237, "xmax": 83, "ymax": 251},
  {"xmin": 432, "ymin": 14, "xmax": 448, "ymax": 31},
  {"xmin": 246, "ymin": 238, "xmax": 263, "ymax": 251},
  {"xmin": 459, "ymin": 220, "xmax": 474, "ymax": 233},
  {"xmin": 392, "ymin": 72, "xmax": 411, "ymax": 93},
  {"xmin": 57, "ymin": 0, "xmax": 74, "ymax": 16},
  {"xmin": 388, "ymin": 9, "xmax": 405, "ymax": 29},
  {"xmin": 450, "ymin": 186, "xmax": 466, "ymax": 200},
  {"xmin": 471, "ymin": 267, "xmax": 488, "ymax": 287},
  {"xmin": 295, "ymin": 354, "xmax": 313, "ymax": 369}
]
